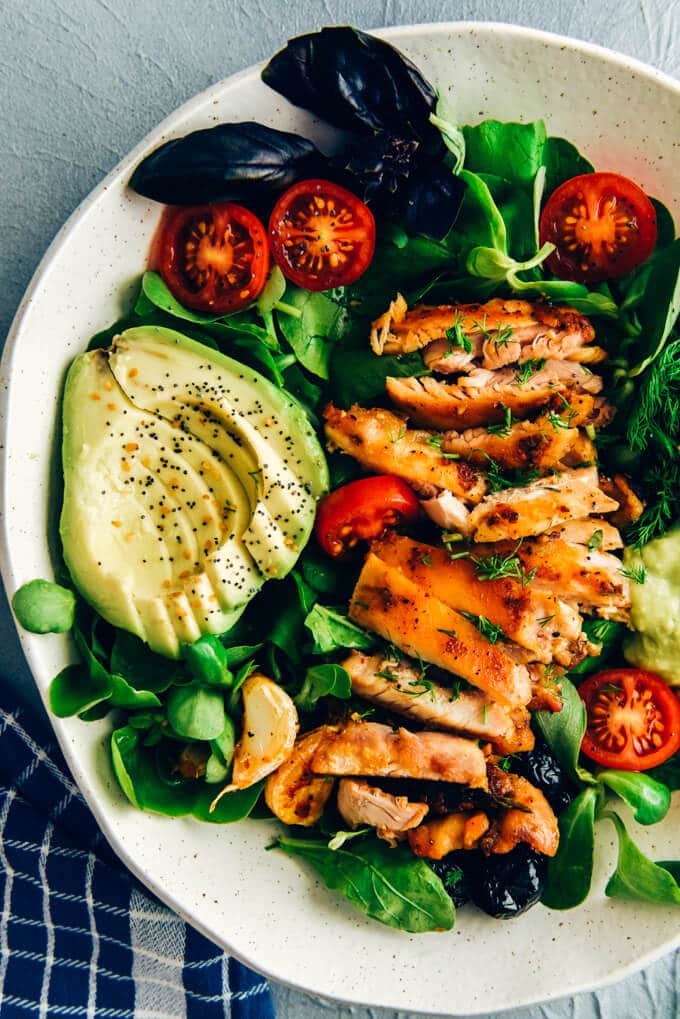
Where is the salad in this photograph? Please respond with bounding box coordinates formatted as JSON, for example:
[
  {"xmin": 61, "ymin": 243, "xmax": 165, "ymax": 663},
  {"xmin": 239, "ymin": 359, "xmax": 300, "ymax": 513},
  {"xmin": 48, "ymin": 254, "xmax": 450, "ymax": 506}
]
[{"xmin": 11, "ymin": 26, "xmax": 680, "ymax": 934}]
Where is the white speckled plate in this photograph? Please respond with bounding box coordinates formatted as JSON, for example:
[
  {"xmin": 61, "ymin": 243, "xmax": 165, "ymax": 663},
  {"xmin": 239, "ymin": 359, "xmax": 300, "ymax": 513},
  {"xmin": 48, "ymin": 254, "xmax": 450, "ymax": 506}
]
[{"xmin": 1, "ymin": 22, "xmax": 679, "ymax": 1015}]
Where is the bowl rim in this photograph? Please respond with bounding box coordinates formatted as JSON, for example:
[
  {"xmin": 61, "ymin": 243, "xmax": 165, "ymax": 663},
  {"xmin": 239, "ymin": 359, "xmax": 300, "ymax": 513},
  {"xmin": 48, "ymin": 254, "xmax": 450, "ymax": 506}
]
[{"xmin": 1, "ymin": 20, "xmax": 679, "ymax": 1014}]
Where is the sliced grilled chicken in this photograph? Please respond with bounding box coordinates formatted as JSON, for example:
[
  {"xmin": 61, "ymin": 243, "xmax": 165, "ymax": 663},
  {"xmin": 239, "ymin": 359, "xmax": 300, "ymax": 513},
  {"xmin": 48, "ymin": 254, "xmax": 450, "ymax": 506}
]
[
  {"xmin": 408, "ymin": 811, "xmax": 491, "ymax": 859},
  {"xmin": 440, "ymin": 414, "xmax": 582, "ymax": 472},
  {"xmin": 386, "ymin": 360, "xmax": 604, "ymax": 430},
  {"xmin": 481, "ymin": 763, "xmax": 559, "ymax": 857},
  {"xmin": 337, "ymin": 778, "xmax": 429, "ymax": 845},
  {"xmin": 504, "ymin": 535, "xmax": 632, "ymax": 620},
  {"xmin": 370, "ymin": 533, "xmax": 584, "ymax": 666},
  {"xmin": 370, "ymin": 296, "xmax": 596, "ymax": 367},
  {"xmin": 311, "ymin": 720, "xmax": 489, "ymax": 788},
  {"xmin": 323, "ymin": 403, "xmax": 487, "ymax": 502},
  {"xmin": 546, "ymin": 518, "xmax": 623, "ymax": 550},
  {"xmin": 264, "ymin": 726, "xmax": 337, "ymax": 827},
  {"xmin": 420, "ymin": 490, "xmax": 473, "ymax": 535},
  {"xmin": 599, "ymin": 474, "xmax": 645, "ymax": 527},
  {"xmin": 467, "ymin": 467, "xmax": 619, "ymax": 543},
  {"xmin": 342, "ymin": 651, "xmax": 534, "ymax": 754},
  {"xmin": 547, "ymin": 390, "xmax": 615, "ymax": 429},
  {"xmin": 349, "ymin": 553, "xmax": 532, "ymax": 708}
]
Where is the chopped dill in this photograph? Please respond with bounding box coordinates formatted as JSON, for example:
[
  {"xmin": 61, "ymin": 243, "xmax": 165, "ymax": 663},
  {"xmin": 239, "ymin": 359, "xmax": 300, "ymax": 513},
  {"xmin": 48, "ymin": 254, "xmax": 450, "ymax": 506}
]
[
  {"xmin": 538, "ymin": 615, "xmax": 555, "ymax": 627},
  {"xmin": 587, "ymin": 529, "xmax": 604, "ymax": 551},
  {"xmin": 446, "ymin": 311, "xmax": 472, "ymax": 353},
  {"xmin": 514, "ymin": 358, "xmax": 545, "ymax": 384},
  {"xmin": 459, "ymin": 611, "xmax": 505, "ymax": 644},
  {"xmin": 449, "ymin": 680, "xmax": 461, "ymax": 702},
  {"xmin": 389, "ymin": 425, "xmax": 406, "ymax": 444},
  {"xmin": 546, "ymin": 411, "xmax": 572, "ymax": 431},
  {"xmin": 620, "ymin": 564, "xmax": 646, "ymax": 584},
  {"xmin": 487, "ymin": 406, "xmax": 514, "ymax": 437}
]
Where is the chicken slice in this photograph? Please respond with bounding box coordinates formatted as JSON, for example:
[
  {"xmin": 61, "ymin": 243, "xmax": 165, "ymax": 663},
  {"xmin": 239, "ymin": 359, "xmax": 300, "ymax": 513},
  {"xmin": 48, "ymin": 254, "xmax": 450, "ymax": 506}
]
[
  {"xmin": 547, "ymin": 390, "xmax": 615, "ymax": 429},
  {"xmin": 337, "ymin": 778, "xmax": 429, "ymax": 845},
  {"xmin": 323, "ymin": 403, "xmax": 487, "ymax": 502},
  {"xmin": 467, "ymin": 467, "xmax": 619, "ymax": 543},
  {"xmin": 545, "ymin": 518, "xmax": 623, "ymax": 550},
  {"xmin": 481, "ymin": 763, "xmax": 559, "ymax": 857},
  {"xmin": 420, "ymin": 490, "xmax": 473, "ymax": 535},
  {"xmin": 370, "ymin": 532, "xmax": 584, "ymax": 666},
  {"xmin": 505, "ymin": 535, "xmax": 632, "ymax": 620},
  {"xmin": 311, "ymin": 720, "xmax": 489, "ymax": 788},
  {"xmin": 371, "ymin": 296, "xmax": 596, "ymax": 367},
  {"xmin": 342, "ymin": 651, "xmax": 534, "ymax": 754},
  {"xmin": 408, "ymin": 811, "xmax": 490, "ymax": 859},
  {"xmin": 386, "ymin": 360, "xmax": 604, "ymax": 430},
  {"xmin": 350, "ymin": 553, "xmax": 532, "ymax": 708},
  {"xmin": 599, "ymin": 474, "xmax": 645, "ymax": 527},
  {"xmin": 440, "ymin": 414, "xmax": 582, "ymax": 472}
]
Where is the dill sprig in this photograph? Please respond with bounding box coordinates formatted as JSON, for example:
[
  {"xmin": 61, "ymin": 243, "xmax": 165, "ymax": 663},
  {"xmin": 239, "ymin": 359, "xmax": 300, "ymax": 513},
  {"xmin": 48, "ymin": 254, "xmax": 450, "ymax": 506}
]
[
  {"xmin": 459, "ymin": 611, "xmax": 505, "ymax": 644},
  {"xmin": 514, "ymin": 358, "xmax": 545, "ymax": 384},
  {"xmin": 446, "ymin": 311, "xmax": 472, "ymax": 354},
  {"xmin": 487, "ymin": 406, "xmax": 514, "ymax": 437}
]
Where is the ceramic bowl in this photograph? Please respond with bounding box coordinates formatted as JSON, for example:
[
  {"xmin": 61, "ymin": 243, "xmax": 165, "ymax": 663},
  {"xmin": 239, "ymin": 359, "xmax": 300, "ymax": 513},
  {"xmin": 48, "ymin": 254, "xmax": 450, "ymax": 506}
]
[{"xmin": 1, "ymin": 21, "xmax": 679, "ymax": 1015}]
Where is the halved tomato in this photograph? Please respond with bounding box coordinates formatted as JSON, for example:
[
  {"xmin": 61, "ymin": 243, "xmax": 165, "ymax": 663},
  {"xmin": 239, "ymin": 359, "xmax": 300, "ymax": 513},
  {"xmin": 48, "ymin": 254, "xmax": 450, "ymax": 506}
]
[
  {"xmin": 539, "ymin": 172, "xmax": 657, "ymax": 282},
  {"xmin": 158, "ymin": 202, "xmax": 269, "ymax": 313},
  {"xmin": 268, "ymin": 179, "xmax": 375, "ymax": 291},
  {"xmin": 579, "ymin": 668, "xmax": 680, "ymax": 771},
  {"xmin": 315, "ymin": 476, "xmax": 419, "ymax": 558}
]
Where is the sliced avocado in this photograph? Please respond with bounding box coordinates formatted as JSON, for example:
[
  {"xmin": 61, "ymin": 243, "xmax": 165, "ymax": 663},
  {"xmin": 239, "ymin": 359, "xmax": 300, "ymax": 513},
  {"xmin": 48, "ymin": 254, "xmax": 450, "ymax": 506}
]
[{"xmin": 61, "ymin": 328, "xmax": 328, "ymax": 658}]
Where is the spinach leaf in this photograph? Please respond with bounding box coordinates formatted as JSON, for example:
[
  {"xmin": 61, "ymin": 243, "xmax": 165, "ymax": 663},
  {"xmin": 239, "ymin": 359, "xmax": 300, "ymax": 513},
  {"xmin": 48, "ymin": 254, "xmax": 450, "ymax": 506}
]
[
  {"xmin": 261, "ymin": 27, "xmax": 436, "ymax": 141},
  {"xmin": 111, "ymin": 727, "xmax": 198, "ymax": 816},
  {"xmin": 265, "ymin": 571, "xmax": 317, "ymax": 664},
  {"xmin": 222, "ymin": 643, "xmax": 263, "ymax": 667},
  {"xmin": 463, "ymin": 120, "xmax": 547, "ymax": 184},
  {"xmin": 130, "ymin": 122, "xmax": 323, "ymax": 206},
  {"xmin": 629, "ymin": 239, "xmax": 680, "ymax": 376},
  {"xmin": 12, "ymin": 579, "xmax": 76, "ymax": 634},
  {"xmin": 277, "ymin": 287, "xmax": 346, "ymax": 380},
  {"xmin": 599, "ymin": 770, "xmax": 670, "ymax": 826},
  {"xmin": 183, "ymin": 634, "xmax": 233, "ymax": 688},
  {"xmin": 274, "ymin": 835, "xmax": 454, "ymax": 932},
  {"xmin": 542, "ymin": 137, "xmax": 594, "ymax": 197},
  {"xmin": 652, "ymin": 198, "xmax": 676, "ymax": 248},
  {"xmin": 568, "ymin": 618, "xmax": 626, "ymax": 677},
  {"xmin": 137, "ymin": 272, "xmax": 219, "ymax": 324},
  {"xmin": 603, "ymin": 809, "xmax": 680, "ymax": 906},
  {"xmin": 49, "ymin": 664, "xmax": 111, "ymax": 718},
  {"xmin": 191, "ymin": 779, "xmax": 264, "ymax": 824},
  {"xmin": 330, "ymin": 340, "xmax": 430, "ymax": 409},
  {"xmin": 166, "ymin": 684, "xmax": 226, "ymax": 741},
  {"xmin": 348, "ymin": 236, "xmax": 453, "ymax": 319},
  {"xmin": 294, "ymin": 664, "xmax": 352, "ymax": 711},
  {"xmin": 110, "ymin": 630, "xmax": 179, "ymax": 693},
  {"xmin": 297, "ymin": 546, "xmax": 345, "ymax": 596},
  {"xmin": 647, "ymin": 754, "xmax": 680, "ymax": 791},
  {"xmin": 205, "ymin": 717, "xmax": 237, "ymax": 784},
  {"xmin": 304, "ymin": 605, "xmax": 374, "ymax": 655},
  {"xmin": 534, "ymin": 676, "xmax": 597, "ymax": 787},
  {"xmin": 542, "ymin": 787, "xmax": 598, "ymax": 909}
]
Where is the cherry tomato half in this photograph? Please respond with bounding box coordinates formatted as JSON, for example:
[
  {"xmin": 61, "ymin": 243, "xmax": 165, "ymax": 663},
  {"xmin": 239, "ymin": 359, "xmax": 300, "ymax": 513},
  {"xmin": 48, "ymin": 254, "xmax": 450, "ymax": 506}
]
[
  {"xmin": 539, "ymin": 172, "xmax": 657, "ymax": 282},
  {"xmin": 315, "ymin": 475, "xmax": 419, "ymax": 558},
  {"xmin": 268, "ymin": 179, "xmax": 376, "ymax": 292},
  {"xmin": 159, "ymin": 202, "xmax": 269, "ymax": 313},
  {"xmin": 578, "ymin": 668, "xmax": 680, "ymax": 771}
]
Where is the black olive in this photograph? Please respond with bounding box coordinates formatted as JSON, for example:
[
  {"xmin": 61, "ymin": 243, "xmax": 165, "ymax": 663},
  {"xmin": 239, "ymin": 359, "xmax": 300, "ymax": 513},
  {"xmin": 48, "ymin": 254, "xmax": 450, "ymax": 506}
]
[
  {"xmin": 427, "ymin": 851, "xmax": 473, "ymax": 907},
  {"xmin": 470, "ymin": 845, "xmax": 547, "ymax": 919},
  {"xmin": 511, "ymin": 740, "xmax": 576, "ymax": 814}
]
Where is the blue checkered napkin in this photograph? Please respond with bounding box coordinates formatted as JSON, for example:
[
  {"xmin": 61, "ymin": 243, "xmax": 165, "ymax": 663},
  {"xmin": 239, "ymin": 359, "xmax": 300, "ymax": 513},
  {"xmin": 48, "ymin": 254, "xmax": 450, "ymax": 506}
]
[{"xmin": 0, "ymin": 694, "xmax": 275, "ymax": 1018}]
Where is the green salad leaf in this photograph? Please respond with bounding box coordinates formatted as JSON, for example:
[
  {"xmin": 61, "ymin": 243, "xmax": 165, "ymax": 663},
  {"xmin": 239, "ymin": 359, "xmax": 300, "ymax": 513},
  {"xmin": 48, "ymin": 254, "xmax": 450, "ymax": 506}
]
[
  {"xmin": 603, "ymin": 810, "xmax": 680, "ymax": 906},
  {"xmin": 184, "ymin": 634, "xmax": 233, "ymax": 688},
  {"xmin": 542, "ymin": 787, "xmax": 598, "ymax": 910},
  {"xmin": 599, "ymin": 770, "xmax": 671, "ymax": 826},
  {"xmin": 304, "ymin": 605, "xmax": 374, "ymax": 655},
  {"xmin": 166, "ymin": 684, "xmax": 227, "ymax": 741},
  {"xmin": 49, "ymin": 664, "xmax": 111, "ymax": 718},
  {"xmin": 12, "ymin": 579, "xmax": 76, "ymax": 634},
  {"xmin": 534, "ymin": 676, "xmax": 597, "ymax": 787},
  {"xmin": 276, "ymin": 286, "xmax": 346, "ymax": 380},
  {"xmin": 294, "ymin": 664, "xmax": 352, "ymax": 711},
  {"xmin": 463, "ymin": 119, "xmax": 547, "ymax": 184},
  {"xmin": 275, "ymin": 835, "xmax": 455, "ymax": 932},
  {"xmin": 628, "ymin": 239, "xmax": 680, "ymax": 376}
]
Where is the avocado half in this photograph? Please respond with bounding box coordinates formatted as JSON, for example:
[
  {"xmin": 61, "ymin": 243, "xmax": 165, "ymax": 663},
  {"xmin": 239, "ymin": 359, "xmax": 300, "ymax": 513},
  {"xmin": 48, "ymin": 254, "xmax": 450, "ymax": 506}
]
[{"xmin": 60, "ymin": 326, "xmax": 328, "ymax": 658}]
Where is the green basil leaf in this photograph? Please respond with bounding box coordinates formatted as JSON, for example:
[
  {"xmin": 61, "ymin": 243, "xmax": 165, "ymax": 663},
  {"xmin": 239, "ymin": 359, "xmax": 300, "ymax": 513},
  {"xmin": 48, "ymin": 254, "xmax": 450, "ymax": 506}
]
[
  {"xmin": 603, "ymin": 809, "xmax": 680, "ymax": 905},
  {"xmin": 49, "ymin": 663, "xmax": 111, "ymax": 718},
  {"xmin": 463, "ymin": 119, "xmax": 547, "ymax": 184},
  {"xmin": 191, "ymin": 779, "xmax": 264, "ymax": 823},
  {"xmin": 110, "ymin": 630, "xmax": 179, "ymax": 693},
  {"xmin": 166, "ymin": 684, "xmax": 226, "ymax": 740},
  {"xmin": 111, "ymin": 727, "xmax": 198, "ymax": 816},
  {"xmin": 275, "ymin": 835, "xmax": 454, "ymax": 932},
  {"xmin": 12, "ymin": 579, "xmax": 76, "ymax": 634},
  {"xmin": 534, "ymin": 676, "xmax": 597, "ymax": 786},
  {"xmin": 183, "ymin": 634, "xmax": 233, "ymax": 687},
  {"xmin": 303, "ymin": 605, "xmax": 374, "ymax": 655},
  {"xmin": 599, "ymin": 770, "xmax": 671, "ymax": 825},
  {"xmin": 277, "ymin": 287, "xmax": 346, "ymax": 380},
  {"xmin": 294, "ymin": 664, "xmax": 352, "ymax": 711},
  {"xmin": 542, "ymin": 787, "xmax": 598, "ymax": 909},
  {"xmin": 629, "ymin": 239, "xmax": 680, "ymax": 376}
]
